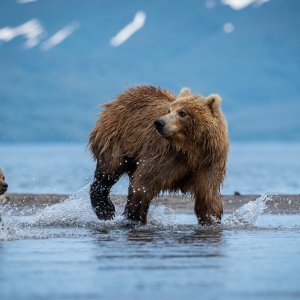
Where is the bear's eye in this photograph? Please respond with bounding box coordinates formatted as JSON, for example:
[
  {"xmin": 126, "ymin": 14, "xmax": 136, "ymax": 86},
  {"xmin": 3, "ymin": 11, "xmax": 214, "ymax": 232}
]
[{"xmin": 178, "ymin": 111, "xmax": 187, "ymax": 117}]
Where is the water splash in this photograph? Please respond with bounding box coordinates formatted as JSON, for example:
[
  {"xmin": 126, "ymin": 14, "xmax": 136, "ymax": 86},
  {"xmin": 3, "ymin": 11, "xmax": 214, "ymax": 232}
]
[
  {"xmin": 223, "ymin": 193, "xmax": 272, "ymax": 227},
  {"xmin": 0, "ymin": 184, "xmax": 177, "ymax": 241},
  {"xmin": 30, "ymin": 184, "xmax": 98, "ymax": 227},
  {"xmin": 0, "ymin": 201, "xmax": 19, "ymax": 240},
  {"xmin": 0, "ymin": 190, "xmax": 282, "ymax": 241},
  {"xmin": 30, "ymin": 185, "xmax": 174, "ymax": 228}
]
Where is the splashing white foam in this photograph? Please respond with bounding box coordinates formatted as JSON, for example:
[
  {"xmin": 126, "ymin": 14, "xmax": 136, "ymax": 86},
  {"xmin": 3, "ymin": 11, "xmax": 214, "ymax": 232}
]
[
  {"xmin": 223, "ymin": 193, "xmax": 272, "ymax": 227},
  {"xmin": 110, "ymin": 11, "xmax": 146, "ymax": 47},
  {"xmin": 0, "ymin": 184, "xmax": 175, "ymax": 241},
  {"xmin": 0, "ymin": 190, "xmax": 277, "ymax": 241},
  {"xmin": 30, "ymin": 184, "xmax": 98, "ymax": 227},
  {"xmin": 29, "ymin": 184, "xmax": 174, "ymax": 229},
  {"xmin": 0, "ymin": 202, "xmax": 18, "ymax": 241}
]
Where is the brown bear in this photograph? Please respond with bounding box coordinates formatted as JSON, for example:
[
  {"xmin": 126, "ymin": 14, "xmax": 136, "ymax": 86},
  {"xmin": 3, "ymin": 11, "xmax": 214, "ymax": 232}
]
[
  {"xmin": 89, "ymin": 85, "xmax": 229, "ymax": 225},
  {"xmin": 0, "ymin": 168, "xmax": 8, "ymax": 195}
]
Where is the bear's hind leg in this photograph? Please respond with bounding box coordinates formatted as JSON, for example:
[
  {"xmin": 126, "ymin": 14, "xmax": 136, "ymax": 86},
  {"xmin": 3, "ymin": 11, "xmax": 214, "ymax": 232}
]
[
  {"xmin": 193, "ymin": 190, "xmax": 223, "ymax": 226},
  {"xmin": 192, "ymin": 171, "xmax": 223, "ymax": 226},
  {"xmin": 90, "ymin": 163, "xmax": 123, "ymax": 220},
  {"xmin": 194, "ymin": 196, "xmax": 222, "ymax": 225}
]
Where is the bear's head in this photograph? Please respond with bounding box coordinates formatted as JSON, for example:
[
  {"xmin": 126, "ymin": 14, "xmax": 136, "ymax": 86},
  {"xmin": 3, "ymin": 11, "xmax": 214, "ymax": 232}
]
[
  {"xmin": 154, "ymin": 88, "xmax": 227, "ymax": 149},
  {"xmin": 0, "ymin": 168, "xmax": 8, "ymax": 195}
]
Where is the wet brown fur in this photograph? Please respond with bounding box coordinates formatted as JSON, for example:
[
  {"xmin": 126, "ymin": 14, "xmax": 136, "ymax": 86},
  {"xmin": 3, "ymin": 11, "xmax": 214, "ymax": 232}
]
[{"xmin": 89, "ymin": 85, "xmax": 229, "ymax": 225}]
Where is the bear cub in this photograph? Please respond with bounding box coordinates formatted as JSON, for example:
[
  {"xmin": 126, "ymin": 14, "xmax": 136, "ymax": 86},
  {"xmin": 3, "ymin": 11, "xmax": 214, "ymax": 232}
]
[{"xmin": 0, "ymin": 168, "xmax": 8, "ymax": 196}]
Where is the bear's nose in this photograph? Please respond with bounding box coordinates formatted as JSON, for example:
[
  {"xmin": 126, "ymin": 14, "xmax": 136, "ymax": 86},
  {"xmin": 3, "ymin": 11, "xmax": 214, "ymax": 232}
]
[{"xmin": 154, "ymin": 119, "xmax": 165, "ymax": 132}]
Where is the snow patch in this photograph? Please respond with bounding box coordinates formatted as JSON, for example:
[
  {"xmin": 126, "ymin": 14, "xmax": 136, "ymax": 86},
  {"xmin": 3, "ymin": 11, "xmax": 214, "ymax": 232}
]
[
  {"xmin": 206, "ymin": 0, "xmax": 217, "ymax": 9},
  {"xmin": 110, "ymin": 11, "xmax": 146, "ymax": 47},
  {"xmin": 221, "ymin": 0, "xmax": 270, "ymax": 10},
  {"xmin": 0, "ymin": 19, "xmax": 44, "ymax": 48},
  {"xmin": 41, "ymin": 22, "xmax": 79, "ymax": 51},
  {"xmin": 17, "ymin": 0, "xmax": 38, "ymax": 4},
  {"xmin": 223, "ymin": 22, "xmax": 235, "ymax": 33}
]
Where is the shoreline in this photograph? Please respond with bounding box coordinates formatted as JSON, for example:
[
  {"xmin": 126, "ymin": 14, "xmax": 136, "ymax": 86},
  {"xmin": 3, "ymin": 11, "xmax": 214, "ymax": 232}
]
[{"xmin": 1, "ymin": 193, "xmax": 300, "ymax": 214}]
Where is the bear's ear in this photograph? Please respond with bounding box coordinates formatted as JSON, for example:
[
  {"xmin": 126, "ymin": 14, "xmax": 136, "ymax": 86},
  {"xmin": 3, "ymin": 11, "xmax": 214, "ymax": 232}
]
[
  {"xmin": 178, "ymin": 87, "xmax": 192, "ymax": 98},
  {"xmin": 206, "ymin": 94, "xmax": 222, "ymax": 114}
]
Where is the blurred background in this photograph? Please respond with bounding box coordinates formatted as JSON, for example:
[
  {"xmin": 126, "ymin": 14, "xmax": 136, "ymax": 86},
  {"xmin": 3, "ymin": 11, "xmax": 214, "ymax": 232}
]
[{"xmin": 0, "ymin": 0, "xmax": 299, "ymax": 194}]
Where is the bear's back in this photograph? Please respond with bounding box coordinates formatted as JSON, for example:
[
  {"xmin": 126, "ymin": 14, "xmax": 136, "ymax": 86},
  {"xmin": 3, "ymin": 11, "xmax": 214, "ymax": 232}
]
[
  {"xmin": 89, "ymin": 86, "xmax": 176, "ymax": 161},
  {"xmin": 104, "ymin": 85, "xmax": 175, "ymax": 111}
]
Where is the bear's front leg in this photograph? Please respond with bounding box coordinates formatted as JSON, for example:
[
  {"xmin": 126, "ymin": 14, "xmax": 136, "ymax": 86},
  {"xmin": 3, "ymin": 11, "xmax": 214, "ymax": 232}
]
[
  {"xmin": 124, "ymin": 189, "xmax": 151, "ymax": 224},
  {"xmin": 123, "ymin": 181, "xmax": 158, "ymax": 225},
  {"xmin": 90, "ymin": 164, "xmax": 121, "ymax": 220}
]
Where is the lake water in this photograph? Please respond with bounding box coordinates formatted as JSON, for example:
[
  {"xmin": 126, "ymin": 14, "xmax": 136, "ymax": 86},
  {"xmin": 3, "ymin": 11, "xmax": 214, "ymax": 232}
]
[
  {"xmin": 0, "ymin": 143, "xmax": 300, "ymax": 195},
  {"xmin": 0, "ymin": 188, "xmax": 300, "ymax": 300},
  {"xmin": 0, "ymin": 143, "xmax": 300, "ymax": 300}
]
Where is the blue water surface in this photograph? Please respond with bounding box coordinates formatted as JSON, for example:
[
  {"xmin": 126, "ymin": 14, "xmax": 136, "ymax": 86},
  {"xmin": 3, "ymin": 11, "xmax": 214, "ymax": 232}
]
[{"xmin": 0, "ymin": 143, "xmax": 299, "ymax": 195}]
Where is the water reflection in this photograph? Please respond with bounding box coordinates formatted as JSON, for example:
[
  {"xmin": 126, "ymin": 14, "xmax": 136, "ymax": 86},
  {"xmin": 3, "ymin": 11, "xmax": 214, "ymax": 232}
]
[
  {"xmin": 1, "ymin": 213, "xmax": 300, "ymax": 300},
  {"xmin": 178, "ymin": 227, "xmax": 224, "ymax": 245},
  {"xmin": 127, "ymin": 228, "xmax": 156, "ymax": 243}
]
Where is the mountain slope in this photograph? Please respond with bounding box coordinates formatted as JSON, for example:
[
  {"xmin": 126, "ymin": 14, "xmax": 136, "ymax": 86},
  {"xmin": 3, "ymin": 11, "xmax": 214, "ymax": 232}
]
[{"xmin": 0, "ymin": 0, "xmax": 299, "ymax": 142}]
